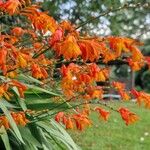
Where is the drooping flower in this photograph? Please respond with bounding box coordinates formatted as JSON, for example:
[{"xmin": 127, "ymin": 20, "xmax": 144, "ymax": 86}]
[
  {"xmin": 95, "ymin": 107, "xmax": 110, "ymax": 121},
  {"xmin": 0, "ymin": 111, "xmax": 29, "ymax": 129},
  {"xmin": 60, "ymin": 65, "xmax": 70, "ymax": 77},
  {"xmin": 103, "ymin": 52, "xmax": 117, "ymax": 63},
  {"xmin": 22, "ymin": 8, "xmax": 58, "ymax": 33},
  {"xmin": 118, "ymin": 107, "xmax": 139, "ymax": 125},
  {"xmin": 10, "ymin": 80, "xmax": 27, "ymax": 98},
  {"xmin": 88, "ymin": 63, "xmax": 109, "ymax": 82},
  {"xmin": 66, "ymin": 117, "xmax": 74, "ymax": 129},
  {"xmin": 11, "ymin": 112, "xmax": 29, "ymax": 126},
  {"xmin": 0, "ymin": 48, "xmax": 7, "ymax": 75},
  {"xmin": 31, "ymin": 63, "xmax": 48, "ymax": 79},
  {"xmin": 54, "ymin": 35, "xmax": 81, "ymax": 60},
  {"xmin": 49, "ymin": 28, "xmax": 63, "ymax": 46},
  {"xmin": 130, "ymin": 46, "xmax": 144, "ymax": 62},
  {"xmin": 0, "ymin": 83, "xmax": 11, "ymax": 100},
  {"xmin": 78, "ymin": 39, "xmax": 107, "ymax": 62},
  {"xmin": 118, "ymin": 91, "xmax": 130, "ymax": 101},
  {"xmin": 73, "ymin": 113, "xmax": 91, "ymax": 131},
  {"xmin": 112, "ymin": 81, "xmax": 125, "ymax": 90},
  {"xmin": 0, "ymin": 0, "xmax": 21, "ymax": 15},
  {"xmin": 127, "ymin": 58, "xmax": 144, "ymax": 71},
  {"xmin": 55, "ymin": 112, "xmax": 64, "ymax": 122},
  {"xmin": 86, "ymin": 86, "xmax": 103, "ymax": 99},
  {"xmin": 78, "ymin": 74, "xmax": 92, "ymax": 84},
  {"xmin": 132, "ymin": 91, "xmax": 150, "ymax": 109}
]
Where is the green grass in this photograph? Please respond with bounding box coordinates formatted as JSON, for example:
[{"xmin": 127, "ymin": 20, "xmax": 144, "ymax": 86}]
[{"xmin": 69, "ymin": 101, "xmax": 150, "ymax": 150}]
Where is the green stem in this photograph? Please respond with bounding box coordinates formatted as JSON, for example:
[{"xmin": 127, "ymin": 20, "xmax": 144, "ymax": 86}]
[
  {"xmin": 32, "ymin": 47, "xmax": 51, "ymax": 58},
  {"xmin": 29, "ymin": 100, "xmax": 117, "ymax": 124}
]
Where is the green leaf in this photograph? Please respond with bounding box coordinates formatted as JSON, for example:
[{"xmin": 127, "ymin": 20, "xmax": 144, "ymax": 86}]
[
  {"xmin": 25, "ymin": 84, "xmax": 61, "ymax": 97},
  {"xmin": 19, "ymin": 126, "xmax": 42, "ymax": 148},
  {"xmin": 0, "ymin": 101, "xmax": 24, "ymax": 144},
  {"xmin": 11, "ymin": 87, "xmax": 27, "ymax": 111},
  {"xmin": 51, "ymin": 119, "xmax": 81, "ymax": 150},
  {"xmin": 1, "ymin": 99, "xmax": 19, "ymax": 109},
  {"xmin": 38, "ymin": 128, "xmax": 53, "ymax": 150},
  {"xmin": 37, "ymin": 121, "xmax": 80, "ymax": 150},
  {"xmin": 0, "ymin": 126, "xmax": 11, "ymax": 150},
  {"xmin": 28, "ymin": 123, "xmax": 53, "ymax": 150},
  {"xmin": 18, "ymin": 74, "xmax": 43, "ymax": 85}
]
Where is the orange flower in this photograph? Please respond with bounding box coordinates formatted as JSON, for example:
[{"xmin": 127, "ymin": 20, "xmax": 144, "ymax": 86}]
[
  {"xmin": 55, "ymin": 35, "xmax": 81, "ymax": 60},
  {"xmin": 88, "ymin": 63, "xmax": 109, "ymax": 81},
  {"xmin": 10, "ymin": 80, "xmax": 27, "ymax": 98},
  {"xmin": 131, "ymin": 89, "xmax": 143, "ymax": 105},
  {"xmin": 78, "ymin": 74, "xmax": 92, "ymax": 84},
  {"xmin": 11, "ymin": 27, "xmax": 24, "ymax": 36},
  {"xmin": 95, "ymin": 107, "xmax": 110, "ymax": 121},
  {"xmin": 82, "ymin": 103, "xmax": 91, "ymax": 115},
  {"xmin": 127, "ymin": 58, "xmax": 144, "ymax": 71},
  {"xmin": 138, "ymin": 92, "xmax": 150, "ymax": 109},
  {"xmin": 11, "ymin": 112, "xmax": 29, "ymax": 126},
  {"xmin": 73, "ymin": 113, "xmax": 91, "ymax": 131},
  {"xmin": 66, "ymin": 117, "xmax": 74, "ymax": 129},
  {"xmin": 107, "ymin": 36, "xmax": 142, "ymax": 55},
  {"xmin": 6, "ymin": 71, "xmax": 18, "ymax": 78},
  {"xmin": 87, "ymin": 86, "xmax": 103, "ymax": 99},
  {"xmin": 130, "ymin": 46, "xmax": 144, "ymax": 62},
  {"xmin": 0, "ymin": 48, "xmax": 7, "ymax": 75},
  {"xmin": 31, "ymin": 63, "xmax": 48, "ymax": 79},
  {"xmin": 0, "ymin": 111, "xmax": 29, "ymax": 129},
  {"xmin": 118, "ymin": 91, "xmax": 130, "ymax": 101},
  {"xmin": 61, "ymin": 75, "xmax": 75, "ymax": 98},
  {"xmin": 0, "ymin": 84, "xmax": 11, "ymax": 100},
  {"xmin": 55, "ymin": 112, "xmax": 64, "ymax": 123},
  {"xmin": 59, "ymin": 21, "xmax": 75, "ymax": 33},
  {"xmin": 0, "ymin": 116, "xmax": 10, "ymax": 129},
  {"xmin": 22, "ymin": 8, "xmax": 58, "ymax": 33},
  {"xmin": 60, "ymin": 65, "xmax": 70, "ymax": 77},
  {"xmin": 0, "ymin": 0, "xmax": 21, "ymax": 15},
  {"xmin": 96, "ymin": 69, "xmax": 109, "ymax": 82},
  {"xmin": 12, "ymin": 51, "xmax": 31, "ymax": 69},
  {"xmin": 112, "ymin": 81, "xmax": 125, "ymax": 90},
  {"xmin": 33, "ymin": 42, "xmax": 43, "ymax": 50},
  {"xmin": 118, "ymin": 107, "xmax": 139, "ymax": 125},
  {"xmin": 131, "ymin": 89, "xmax": 140, "ymax": 98},
  {"xmin": 62, "ymin": 115, "xmax": 67, "ymax": 125},
  {"xmin": 103, "ymin": 52, "xmax": 117, "ymax": 63},
  {"xmin": 78, "ymin": 39, "xmax": 107, "ymax": 62},
  {"xmin": 49, "ymin": 28, "xmax": 63, "ymax": 46},
  {"xmin": 17, "ymin": 53, "xmax": 28, "ymax": 68}
]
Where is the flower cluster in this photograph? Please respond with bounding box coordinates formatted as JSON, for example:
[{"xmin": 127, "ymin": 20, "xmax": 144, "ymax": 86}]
[
  {"xmin": 55, "ymin": 110, "xmax": 91, "ymax": 131},
  {"xmin": 0, "ymin": 111, "xmax": 29, "ymax": 129},
  {"xmin": 0, "ymin": 0, "xmax": 149, "ymax": 131}
]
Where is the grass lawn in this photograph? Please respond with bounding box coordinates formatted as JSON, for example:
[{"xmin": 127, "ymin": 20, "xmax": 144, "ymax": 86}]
[{"xmin": 69, "ymin": 101, "xmax": 150, "ymax": 150}]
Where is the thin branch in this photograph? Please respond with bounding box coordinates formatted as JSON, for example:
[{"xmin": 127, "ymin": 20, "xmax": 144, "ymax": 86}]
[
  {"xmin": 76, "ymin": 2, "xmax": 150, "ymax": 30},
  {"xmin": 29, "ymin": 100, "xmax": 118, "ymax": 123},
  {"xmin": 32, "ymin": 47, "xmax": 51, "ymax": 58}
]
